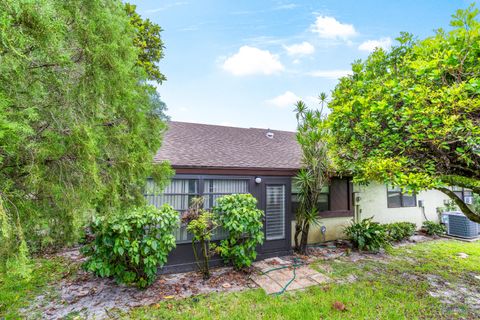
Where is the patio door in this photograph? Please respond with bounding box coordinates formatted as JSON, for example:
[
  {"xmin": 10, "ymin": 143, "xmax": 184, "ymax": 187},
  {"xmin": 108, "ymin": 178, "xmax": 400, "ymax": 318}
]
[{"xmin": 260, "ymin": 178, "xmax": 291, "ymax": 253}]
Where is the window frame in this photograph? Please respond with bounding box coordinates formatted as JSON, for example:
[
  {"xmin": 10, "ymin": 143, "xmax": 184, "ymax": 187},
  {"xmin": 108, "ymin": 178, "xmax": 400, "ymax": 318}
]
[
  {"xmin": 291, "ymin": 181, "xmax": 330, "ymax": 213},
  {"xmin": 265, "ymin": 184, "xmax": 286, "ymax": 241},
  {"xmin": 452, "ymin": 186, "xmax": 473, "ymax": 202},
  {"xmin": 146, "ymin": 175, "xmax": 251, "ymax": 244},
  {"xmin": 386, "ymin": 186, "xmax": 417, "ymax": 208}
]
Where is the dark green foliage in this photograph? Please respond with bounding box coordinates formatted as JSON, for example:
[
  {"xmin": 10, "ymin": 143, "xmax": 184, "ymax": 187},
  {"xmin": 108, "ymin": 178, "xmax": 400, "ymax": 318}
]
[
  {"xmin": 328, "ymin": 5, "xmax": 480, "ymax": 221},
  {"xmin": 344, "ymin": 218, "xmax": 390, "ymax": 252},
  {"xmin": 213, "ymin": 194, "xmax": 264, "ymax": 269},
  {"xmin": 422, "ymin": 221, "xmax": 447, "ymax": 236},
  {"xmin": 125, "ymin": 3, "xmax": 166, "ymax": 83},
  {"xmin": 82, "ymin": 205, "xmax": 178, "ymax": 288},
  {"xmin": 384, "ymin": 222, "xmax": 416, "ymax": 242},
  {"xmin": 0, "ymin": 0, "xmax": 172, "ymax": 255}
]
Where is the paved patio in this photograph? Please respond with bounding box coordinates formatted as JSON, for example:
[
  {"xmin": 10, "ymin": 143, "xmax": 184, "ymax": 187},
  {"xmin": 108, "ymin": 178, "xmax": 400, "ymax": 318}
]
[{"xmin": 252, "ymin": 257, "xmax": 330, "ymax": 294}]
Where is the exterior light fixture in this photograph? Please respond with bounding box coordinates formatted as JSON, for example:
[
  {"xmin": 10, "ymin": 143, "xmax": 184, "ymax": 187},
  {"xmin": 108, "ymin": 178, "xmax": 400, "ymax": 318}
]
[{"xmin": 255, "ymin": 177, "xmax": 262, "ymax": 184}]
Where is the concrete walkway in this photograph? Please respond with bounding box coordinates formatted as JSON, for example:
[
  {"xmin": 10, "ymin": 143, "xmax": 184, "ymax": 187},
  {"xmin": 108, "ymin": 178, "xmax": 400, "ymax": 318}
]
[{"xmin": 252, "ymin": 257, "xmax": 330, "ymax": 294}]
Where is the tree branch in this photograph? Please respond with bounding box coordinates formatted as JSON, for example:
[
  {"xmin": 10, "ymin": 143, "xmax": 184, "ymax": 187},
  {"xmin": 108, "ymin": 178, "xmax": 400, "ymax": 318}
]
[{"xmin": 436, "ymin": 187, "xmax": 480, "ymax": 223}]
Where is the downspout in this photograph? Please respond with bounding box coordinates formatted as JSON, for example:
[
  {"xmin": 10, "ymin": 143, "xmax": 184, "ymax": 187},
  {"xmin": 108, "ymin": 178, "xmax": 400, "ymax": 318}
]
[{"xmin": 353, "ymin": 192, "xmax": 361, "ymax": 223}]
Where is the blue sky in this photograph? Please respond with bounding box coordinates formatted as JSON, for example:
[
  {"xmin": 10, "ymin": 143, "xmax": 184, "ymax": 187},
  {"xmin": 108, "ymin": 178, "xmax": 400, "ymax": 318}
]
[{"xmin": 131, "ymin": 0, "xmax": 472, "ymax": 131}]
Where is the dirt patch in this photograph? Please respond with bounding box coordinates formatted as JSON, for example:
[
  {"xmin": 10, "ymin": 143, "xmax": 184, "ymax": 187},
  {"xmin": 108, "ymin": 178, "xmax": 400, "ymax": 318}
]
[
  {"xmin": 428, "ymin": 274, "xmax": 480, "ymax": 313},
  {"xmin": 24, "ymin": 252, "xmax": 255, "ymax": 320},
  {"xmin": 27, "ymin": 236, "xmax": 470, "ymax": 319}
]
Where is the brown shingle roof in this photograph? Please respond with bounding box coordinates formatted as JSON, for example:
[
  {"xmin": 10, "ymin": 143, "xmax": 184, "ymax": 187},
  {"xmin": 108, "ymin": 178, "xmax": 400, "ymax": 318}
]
[{"xmin": 155, "ymin": 121, "xmax": 302, "ymax": 170}]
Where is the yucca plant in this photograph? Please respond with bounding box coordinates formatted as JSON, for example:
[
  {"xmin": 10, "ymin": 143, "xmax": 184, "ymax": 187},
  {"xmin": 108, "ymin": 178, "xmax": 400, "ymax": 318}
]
[{"xmin": 293, "ymin": 94, "xmax": 334, "ymax": 254}]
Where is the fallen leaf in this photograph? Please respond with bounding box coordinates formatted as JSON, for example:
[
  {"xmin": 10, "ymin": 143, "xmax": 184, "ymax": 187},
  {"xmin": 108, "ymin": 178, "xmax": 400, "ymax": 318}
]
[
  {"xmin": 163, "ymin": 295, "xmax": 174, "ymax": 299},
  {"xmin": 332, "ymin": 301, "xmax": 347, "ymax": 311}
]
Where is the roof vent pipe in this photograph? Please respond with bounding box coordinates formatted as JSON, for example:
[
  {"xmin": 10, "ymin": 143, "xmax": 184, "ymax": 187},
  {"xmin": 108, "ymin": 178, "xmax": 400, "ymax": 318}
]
[{"xmin": 266, "ymin": 131, "xmax": 274, "ymax": 139}]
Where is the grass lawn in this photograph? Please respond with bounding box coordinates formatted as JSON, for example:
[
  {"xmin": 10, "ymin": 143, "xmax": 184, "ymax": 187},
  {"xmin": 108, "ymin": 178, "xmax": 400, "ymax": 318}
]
[
  {"xmin": 2, "ymin": 239, "xmax": 480, "ymax": 319},
  {"xmin": 125, "ymin": 240, "xmax": 480, "ymax": 320},
  {"xmin": 0, "ymin": 257, "xmax": 71, "ymax": 319}
]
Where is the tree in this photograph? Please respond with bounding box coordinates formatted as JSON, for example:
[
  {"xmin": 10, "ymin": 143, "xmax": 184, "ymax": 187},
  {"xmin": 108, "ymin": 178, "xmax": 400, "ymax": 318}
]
[
  {"xmin": 182, "ymin": 197, "xmax": 217, "ymax": 279},
  {"xmin": 0, "ymin": 0, "xmax": 172, "ymax": 260},
  {"xmin": 149, "ymin": 91, "xmax": 170, "ymax": 121},
  {"xmin": 294, "ymin": 96, "xmax": 334, "ymax": 254},
  {"xmin": 125, "ymin": 3, "xmax": 166, "ymax": 83},
  {"xmin": 328, "ymin": 6, "xmax": 480, "ymax": 221}
]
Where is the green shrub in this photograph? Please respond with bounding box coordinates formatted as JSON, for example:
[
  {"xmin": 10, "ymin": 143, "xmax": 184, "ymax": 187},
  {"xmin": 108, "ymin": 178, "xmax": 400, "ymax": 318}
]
[
  {"xmin": 212, "ymin": 194, "xmax": 264, "ymax": 269},
  {"xmin": 81, "ymin": 204, "xmax": 178, "ymax": 288},
  {"xmin": 384, "ymin": 222, "xmax": 416, "ymax": 242},
  {"xmin": 422, "ymin": 221, "xmax": 446, "ymax": 236},
  {"xmin": 344, "ymin": 217, "xmax": 389, "ymax": 252}
]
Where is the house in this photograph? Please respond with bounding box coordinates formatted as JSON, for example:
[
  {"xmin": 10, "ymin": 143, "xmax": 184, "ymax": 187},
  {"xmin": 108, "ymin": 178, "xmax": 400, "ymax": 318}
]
[{"xmin": 148, "ymin": 121, "xmax": 450, "ymax": 272}]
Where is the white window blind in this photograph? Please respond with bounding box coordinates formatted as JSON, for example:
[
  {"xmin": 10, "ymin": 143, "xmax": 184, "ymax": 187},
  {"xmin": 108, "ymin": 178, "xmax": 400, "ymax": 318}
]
[
  {"xmin": 265, "ymin": 185, "xmax": 285, "ymax": 240},
  {"xmin": 145, "ymin": 179, "xmax": 198, "ymax": 243},
  {"xmin": 145, "ymin": 178, "xmax": 249, "ymax": 243},
  {"xmin": 203, "ymin": 179, "xmax": 249, "ymax": 209}
]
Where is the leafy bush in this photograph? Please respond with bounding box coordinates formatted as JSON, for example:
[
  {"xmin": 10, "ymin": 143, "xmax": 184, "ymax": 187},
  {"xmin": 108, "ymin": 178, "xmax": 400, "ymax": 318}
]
[
  {"xmin": 344, "ymin": 217, "xmax": 389, "ymax": 252},
  {"xmin": 82, "ymin": 204, "xmax": 178, "ymax": 288},
  {"xmin": 422, "ymin": 221, "xmax": 446, "ymax": 236},
  {"xmin": 384, "ymin": 222, "xmax": 416, "ymax": 242},
  {"xmin": 213, "ymin": 194, "xmax": 264, "ymax": 269}
]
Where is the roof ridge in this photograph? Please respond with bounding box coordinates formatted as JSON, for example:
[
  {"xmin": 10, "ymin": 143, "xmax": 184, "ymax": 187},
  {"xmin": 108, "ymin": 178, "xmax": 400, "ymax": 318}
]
[{"xmin": 168, "ymin": 121, "xmax": 295, "ymax": 134}]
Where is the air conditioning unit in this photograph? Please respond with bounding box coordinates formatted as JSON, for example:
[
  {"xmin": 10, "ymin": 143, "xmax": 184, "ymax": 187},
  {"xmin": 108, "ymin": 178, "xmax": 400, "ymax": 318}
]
[{"xmin": 442, "ymin": 212, "xmax": 478, "ymax": 239}]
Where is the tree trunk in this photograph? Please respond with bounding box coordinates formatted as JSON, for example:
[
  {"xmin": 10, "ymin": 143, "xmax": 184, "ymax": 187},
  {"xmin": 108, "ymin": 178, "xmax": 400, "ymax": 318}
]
[
  {"xmin": 202, "ymin": 239, "xmax": 210, "ymax": 279},
  {"xmin": 437, "ymin": 187, "xmax": 480, "ymax": 223},
  {"xmin": 299, "ymin": 221, "xmax": 310, "ymax": 255},
  {"xmin": 294, "ymin": 221, "xmax": 302, "ymax": 251}
]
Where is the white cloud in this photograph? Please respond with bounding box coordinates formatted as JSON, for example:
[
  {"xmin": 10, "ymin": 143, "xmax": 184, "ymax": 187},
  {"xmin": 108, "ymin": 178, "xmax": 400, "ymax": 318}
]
[
  {"xmin": 311, "ymin": 16, "xmax": 357, "ymax": 40},
  {"xmin": 267, "ymin": 91, "xmax": 320, "ymax": 108},
  {"xmin": 308, "ymin": 69, "xmax": 352, "ymax": 79},
  {"xmin": 222, "ymin": 46, "xmax": 285, "ymax": 76},
  {"xmin": 358, "ymin": 37, "xmax": 392, "ymax": 52},
  {"xmin": 275, "ymin": 3, "xmax": 298, "ymax": 10},
  {"xmin": 267, "ymin": 91, "xmax": 301, "ymax": 108},
  {"xmin": 283, "ymin": 41, "xmax": 315, "ymax": 56}
]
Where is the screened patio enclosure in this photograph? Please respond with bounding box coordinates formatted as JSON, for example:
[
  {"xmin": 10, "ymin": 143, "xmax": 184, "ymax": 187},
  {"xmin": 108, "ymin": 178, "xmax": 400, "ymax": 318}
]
[{"xmin": 145, "ymin": 174, "xmax": 293, "ymax": 272}]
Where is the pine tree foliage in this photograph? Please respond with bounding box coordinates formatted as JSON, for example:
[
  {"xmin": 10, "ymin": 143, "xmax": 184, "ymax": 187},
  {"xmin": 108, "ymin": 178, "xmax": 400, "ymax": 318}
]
[{"xmin": 0, "ymin": 0, "xmax": 172, "ymax": 260}]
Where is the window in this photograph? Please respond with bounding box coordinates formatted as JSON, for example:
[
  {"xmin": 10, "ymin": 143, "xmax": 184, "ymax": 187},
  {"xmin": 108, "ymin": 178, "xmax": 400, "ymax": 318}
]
[
  {"xmin": 452, "ymin": 186, "xmax": 473, "ymax": 203},
  {"xmin": 387, "ymin": 186, "xmax": 417, "ymax": 208},
  {"xmin": 291, "ymin": 180, "xmax": 329, "ymax": 214},
  {"xmin": 266, "ymin": 185, "xmax": 286, "ymax": 240},
  {"xmin": 145, "ymin": 179, "xmax": 198, "ymax": 211},
  {"xmin": 145, "ymin": 179, "xmax": 199, "ymax": 242},
  {"xmin": 146, "ymin": 178, "xmax": 249, "ymax": 243},
  {"xmin": 203, "ymin": 179, "xmax": 249, "ymax": 209},
  {"xmin": 203, "ymin": 179, "xmax": 249, "ymax": 240}
]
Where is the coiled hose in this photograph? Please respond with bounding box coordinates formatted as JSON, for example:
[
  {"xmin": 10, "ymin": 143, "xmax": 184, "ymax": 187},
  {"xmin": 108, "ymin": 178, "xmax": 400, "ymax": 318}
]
[{"xmin": 261, "ymin": 258, "xmax": 303, "ymax": 295}]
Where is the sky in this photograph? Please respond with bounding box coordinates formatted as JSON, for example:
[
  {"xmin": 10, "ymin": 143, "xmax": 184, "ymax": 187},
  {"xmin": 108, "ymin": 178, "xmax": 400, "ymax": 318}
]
[{"xmin": 131, "ymin": 0, "xmax": 472, "ymax": 131}]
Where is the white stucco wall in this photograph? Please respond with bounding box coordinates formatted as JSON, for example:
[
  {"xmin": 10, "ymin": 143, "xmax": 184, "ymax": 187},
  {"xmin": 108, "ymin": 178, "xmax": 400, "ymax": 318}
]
[
  {"xmin": 354, "ymin": 182, "xmax": 450, "ymax": 228},
  {"xmin": 291, "ymin": 217, "xmax": 352, "ymax": 244},
  {"xmin": 291, "ymin": 182, "xmax": 450, "ymax": 245}
]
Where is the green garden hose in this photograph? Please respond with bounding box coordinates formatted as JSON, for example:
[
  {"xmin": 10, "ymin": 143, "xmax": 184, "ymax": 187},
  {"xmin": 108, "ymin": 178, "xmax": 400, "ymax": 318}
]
[{"xmin": 261, "ymin": 258, "xmax": 303, "ymax": 295}]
